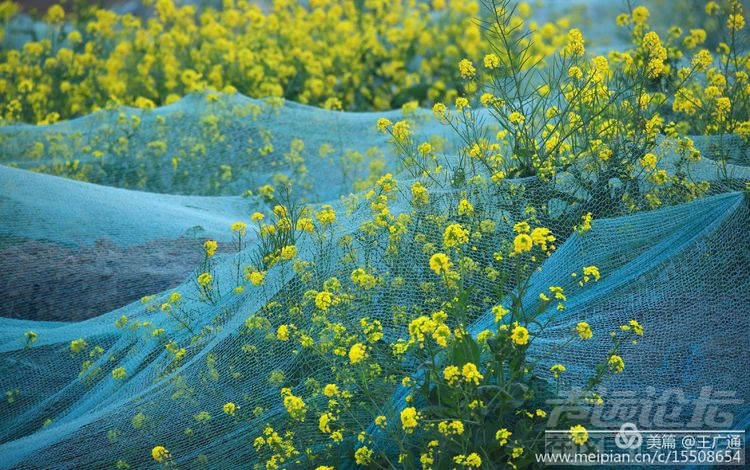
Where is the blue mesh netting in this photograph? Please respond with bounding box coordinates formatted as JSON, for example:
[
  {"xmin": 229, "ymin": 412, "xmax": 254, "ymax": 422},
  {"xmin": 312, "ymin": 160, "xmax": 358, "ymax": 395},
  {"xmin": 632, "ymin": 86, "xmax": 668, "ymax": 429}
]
[
  {"xmin": 0, "ymin": 91, "xmax": 748, "ymax": 468},
  {"xmin": 1, "ymin": 0, "xmax": 750, "ymax": 465}
]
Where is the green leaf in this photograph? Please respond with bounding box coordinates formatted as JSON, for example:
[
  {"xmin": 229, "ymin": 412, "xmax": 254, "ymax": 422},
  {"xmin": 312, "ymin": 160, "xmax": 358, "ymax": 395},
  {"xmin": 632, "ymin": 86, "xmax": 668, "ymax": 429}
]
[{"xmin": 451, "ymin": 333, "xmax": 481, "ymax": 367}]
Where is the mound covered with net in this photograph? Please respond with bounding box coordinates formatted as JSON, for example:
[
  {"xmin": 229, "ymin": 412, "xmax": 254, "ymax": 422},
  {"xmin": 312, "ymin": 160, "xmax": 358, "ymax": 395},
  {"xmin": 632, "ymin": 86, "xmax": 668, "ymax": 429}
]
[
  {"xmin": 1, "ymin": 91, "xmax": 748, "ymax": 468},
  {"xmin": 2, "ymin": 0, "xmax": 750, "ymax": 468}
]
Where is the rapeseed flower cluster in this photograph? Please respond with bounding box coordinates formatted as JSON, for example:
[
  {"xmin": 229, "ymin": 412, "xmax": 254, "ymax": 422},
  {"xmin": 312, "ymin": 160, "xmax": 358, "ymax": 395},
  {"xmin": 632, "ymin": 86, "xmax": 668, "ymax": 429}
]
[{"xmin": 0, "ymin": 0, "xmax": 502, "ymax": 123}]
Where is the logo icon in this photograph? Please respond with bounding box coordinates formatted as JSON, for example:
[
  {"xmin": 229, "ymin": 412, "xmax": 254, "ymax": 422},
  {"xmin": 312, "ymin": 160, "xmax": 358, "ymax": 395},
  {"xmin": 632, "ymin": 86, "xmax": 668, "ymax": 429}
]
[{"xmin": 615, "ymin": 422, "xmax": 643, "ymax": 450}]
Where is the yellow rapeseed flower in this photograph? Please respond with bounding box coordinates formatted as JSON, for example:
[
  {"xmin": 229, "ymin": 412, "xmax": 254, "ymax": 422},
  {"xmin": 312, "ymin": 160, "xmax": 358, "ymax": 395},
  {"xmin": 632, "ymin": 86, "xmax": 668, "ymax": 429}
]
[
  {"xmin": 70, "ymin": 338, "xmax": 87, "ymax": 353},
  {"xmin": 438, "ymin": 420, "xmax": 465, "ymax": 435},
  {"xmin": 458, "ymin": 58, "xmax": 476, "ymax": 79},
  {"xmin": 296, "ymin": 218, "xmax": 315, "ymax": 233},
  {"xmin": 530, "ymin": 227, "xmax": 555, "ymax": 251},
  {"xmin": 319, "ymin": 412, "xmax": 334, "ymax": 433},
  {"xmin": 323, "ymin": 383, "xmax": 339, "ymax": 397},
  {"xmin": 565, "ymin": 28, "xmax": 585, "ymax": 57},
  {"xmin": 444, "ymin": 365, "xmax": 460, "ymax": 385},
  {"xmin": 510, "ymin": 324, "xmax": 530, "ymax": 345},
  {"xmin": 461, "ymin": 362, "xmax": 484, "ymax": 385},
  {"xmin": 281, "ymin": 388, "xmax": 307, "ymax": 421},
  {"xmin": 417, "ymin": 142, "xmax": 432, "ymax": 156},
  {"xmin": 642, "ymin": 32, "xmax": 667, "ymax": 79},
  {"xmin": 248, "ymin": 271, "xmax": 265, "ymax": 286},
  {"xmin": 608, "ymin": 355, "xmax": 625, "ymax": 373},
  {"xmin": 443, "ymin": 223, "xmax": 469, "ymax": 248},
  {"xmin": 46, "ymin": 5, "xmax": 65, "ymax": 23},
  {"xmin": 276, "ymin": 324, "xmax": 290, "ymax": 341},
  {"xmin": 550, "ymin": 364, "xmax": 566, "ymax": 379},
  {"xmin": 705, "ymin": 1, "xmax": 720, "ymax": 15},
  {"xmin": 376, "ymin": 117, "xmax": 392, "ymax": 133},
  {"xmin": 351, "ymin": 268, "xmax": 377, "ymax": 290},
  {"xmin": 628, "ymin": 319, "xmax": 644, "ymax": 336},
  {"xmin": 568, "ymin": 65, "xmax": 583, "ymax": 80},
  {"xmin": 496, "ymin": 428, "xmax": 512, "ymax": 445},
  {"xmin": 400, "ymin": 407, "xmax": 419, "ymax": 432},
  {"xmin": 570, "ymin": 424, "xmax": 588, "ymax": 445},
  {"xmin": 231, "ymin": 221, "xmax": 247, "ymax": 235},
  {"xmin": 728, "ymin": 13, "xmax": 745, "ymax": 31},
  {"xmin": 454, "ymin": 453, "xmax": 482, "ymax": 467},
  {"xmin": 640, "ymin": 153, "xmax": 657, "ymax": 170},
  {"xmin": 391, "ymin": 121, "xmax": 411, "ymax": 141},
  {"xmin": 631, "ymin": 6, "xmax": 649, "ymax": 25},
  {"xmin": 432, "ymin": 102, "xmax": 447, "ymax": 120},
  {"xmin": 484, "ymin": 53, "xmax": 500, "ymax": 69},
  {"xmin": 508, "ymin": 111, "xmax": 525, "ymax": 125},
  {"xmin": 112, "ymin": 367, "xmax": 126, "ymax": 380},
  {"xmin": 513, "ymin": 233, "xmax": 533, "ymax": 254},
  {"xmin": 576, "ymin": 321, "xmax": 593, "ymax": 340},
  {"xmin": 457, "ymin": 198, "xmax": 474, "ymax": 216},
  {"xmin": 411, "ymin": 181, "xmax": 429, "ymax": 206},
  {"xmin": 429, "ymin": 252, "xmax": 452, "ymax": 275},
  {"xmin": 348, "ymin": 343, "xmax": 367, "ymax": 364},
  {"xmin": 316, "ymin": 205, "xmax": 336, "ymax": 225},
  {"xmin": 223, "ymin": 402, "xmax": 238, "ymax": 416},
  {"xmin": 513, "ymin": 221, "xmax": 530, "ymax": 234},
  {"xmin": 480, "ymin": 92, "xmax": 499, "ymax": 107},
  {"xmin": 279, "ymin": 245, "xmax": 297, "ymax": 260},
  {"xmin": 204, "ymin": 239, "xmax": 218, "ymax": 257},
  {"xmin": 354, "ymin": 446, "xmax": 373, "ymax": 465},
  {"xmin": 466, "ymin": 453, "xmax": 482, "ymax": 466},
  {"xmin": 151, "ymin": 445, "xmax": 170, "ymax": 462},
  {"xmin": 315, "ymin": 291, "xmax": 333, "ymax": 310},
  {"xmin": 583, "ymin": 265, "xmax": 600, "ymax": 282},
  {"xmin": 492, "ymin": 305, "xmax": 509, "ymax": 322},
  {"xmin": 197, "ymin": 272, "xmax": 212, "ymax": 286}
]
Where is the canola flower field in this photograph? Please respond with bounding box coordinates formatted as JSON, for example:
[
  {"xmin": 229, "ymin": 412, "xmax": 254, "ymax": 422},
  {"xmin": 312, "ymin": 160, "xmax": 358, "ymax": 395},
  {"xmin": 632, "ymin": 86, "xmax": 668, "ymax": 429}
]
[{"xmin": 0, "ymin": 0, "xmax": 749, "ymax": 468}]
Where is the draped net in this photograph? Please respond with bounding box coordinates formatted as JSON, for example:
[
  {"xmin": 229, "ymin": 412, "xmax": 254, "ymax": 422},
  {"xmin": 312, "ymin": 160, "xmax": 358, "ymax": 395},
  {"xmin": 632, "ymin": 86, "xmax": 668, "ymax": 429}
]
[
  {"xmin": 0, "ymin": 92, "xmax": 748, "ymax": 468},
  {"xmin": 1, "ymin": 0, "xmax": 750, "ymax": 467}
]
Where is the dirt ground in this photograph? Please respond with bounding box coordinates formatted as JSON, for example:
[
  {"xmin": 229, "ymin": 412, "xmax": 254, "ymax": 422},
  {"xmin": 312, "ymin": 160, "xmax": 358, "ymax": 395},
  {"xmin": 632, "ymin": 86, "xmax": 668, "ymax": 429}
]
[{"xmin": 0, "ymin": 237, "xmax": 202, "ymax": 322}]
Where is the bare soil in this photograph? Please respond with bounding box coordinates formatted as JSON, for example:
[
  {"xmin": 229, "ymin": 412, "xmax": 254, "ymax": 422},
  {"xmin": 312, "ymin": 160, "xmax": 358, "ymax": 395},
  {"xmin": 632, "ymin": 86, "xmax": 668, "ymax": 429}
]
[{"xmin": 0, "ymin": 237, "xmax": 202, "ymax": 322}]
